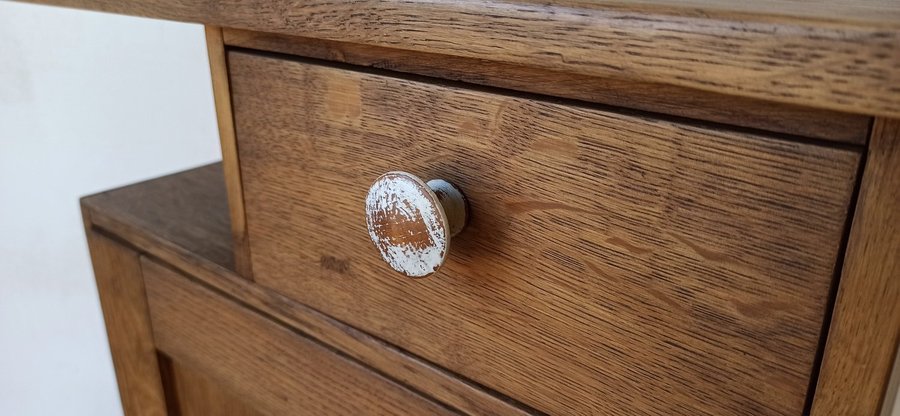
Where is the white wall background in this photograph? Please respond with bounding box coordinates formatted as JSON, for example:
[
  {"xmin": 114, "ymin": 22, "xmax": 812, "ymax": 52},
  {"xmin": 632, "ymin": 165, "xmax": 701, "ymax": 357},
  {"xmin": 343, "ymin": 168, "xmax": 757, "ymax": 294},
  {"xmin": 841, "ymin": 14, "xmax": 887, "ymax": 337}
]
[{"xmin": 0, "ymin": 3, "xmax": 220, "ymax": 415}]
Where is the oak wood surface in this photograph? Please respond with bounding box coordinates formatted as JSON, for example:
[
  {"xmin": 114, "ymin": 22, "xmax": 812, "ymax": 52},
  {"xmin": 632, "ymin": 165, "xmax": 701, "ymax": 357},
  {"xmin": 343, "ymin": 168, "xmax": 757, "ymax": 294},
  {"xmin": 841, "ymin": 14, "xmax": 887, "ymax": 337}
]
[
  {"xmin": 21, "ymin": 0, "xmax": 900, "ymax": 118},
  {"xmin": 82, "ymin": 163, "xmax": 535, "ymax": 416},
  {"xmin": 811, "ymin": 118, "xmax": 900, "ymax": 416},
  {"xmin": 223, "ymin": 29, "xmax": 871, "ymax": 145},
  {"xmin": 158, "ymin": 355, "xmax": 263, "ymax": 416},
  {"xmin": 231, "ymin": 51, "xmax": 861, "ymax": 416},
  {"xmin": 20, "ymin": 0, "xmax": 900, "ymax": 27},
  {"xmin": 82, "ymin": 164, "xmax": 234, "ymax": 270},
  {"xmin": 82, "ymin": 228, "xmax": 167, "ymax": 416},
  {"xmin": 206, "ymin": 26, "xmax": 253, "ymax": 279},
  {"xmin": 141, "ymin": 256, "xmax": 458, "ymax": 416}
]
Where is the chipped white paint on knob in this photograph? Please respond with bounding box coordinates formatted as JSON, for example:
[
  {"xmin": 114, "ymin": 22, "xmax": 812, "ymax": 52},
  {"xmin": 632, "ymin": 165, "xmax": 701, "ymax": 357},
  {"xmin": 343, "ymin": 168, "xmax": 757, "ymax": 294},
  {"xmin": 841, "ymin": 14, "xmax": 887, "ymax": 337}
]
[{"xmin": 365, "ymin": 171, "xmax": 469, "ymax": 278}]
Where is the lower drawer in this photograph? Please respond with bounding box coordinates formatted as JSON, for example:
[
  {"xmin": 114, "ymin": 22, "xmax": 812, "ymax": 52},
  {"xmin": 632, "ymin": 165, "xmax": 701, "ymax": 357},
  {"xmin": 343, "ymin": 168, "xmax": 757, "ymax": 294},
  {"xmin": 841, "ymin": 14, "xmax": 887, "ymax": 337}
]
[{"xmin": 140, "ymin": 256, "xmax": 454, "ymax": 416}]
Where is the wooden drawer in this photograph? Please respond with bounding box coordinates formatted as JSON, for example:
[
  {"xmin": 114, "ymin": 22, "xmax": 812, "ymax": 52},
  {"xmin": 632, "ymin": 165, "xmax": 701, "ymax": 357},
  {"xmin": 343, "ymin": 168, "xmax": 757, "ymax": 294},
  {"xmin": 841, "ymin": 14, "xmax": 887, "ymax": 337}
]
[
  {"xmin": 141, "ymin": 256, "xmax": 454, "ymax": 415},
  {"xmin": 230, "ymin": 51, "xmax": 860, "ymax": 415}
]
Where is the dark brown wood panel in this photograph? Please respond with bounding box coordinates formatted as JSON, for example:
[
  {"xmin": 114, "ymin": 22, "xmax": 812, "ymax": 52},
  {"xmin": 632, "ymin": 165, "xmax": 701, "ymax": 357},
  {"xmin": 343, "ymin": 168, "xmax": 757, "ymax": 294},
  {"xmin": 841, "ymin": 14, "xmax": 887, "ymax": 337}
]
[
  {"xmin": 82, "ymin": 228, "xmax": 167, "ymax": 416},
  {"xmin": 231, "ymin": 51, "xmax": 861, "ymax": 416},
  {"xmin": 23, "ymin": 0, "xmax": 900, "ymax": 117},
  {"xmin": 82, "ymin": 164, "xmax": 234, "ymax": 270},
  {"xmin": 223, "ymin": 29, "xmax": 871, "ymax": 145},
  {"xmin": 158, "ymin": 355, "xmax": 263, "ymax": 416},
  {"xmin": 141, "ymin": 256, "xmax": 458, "ymax": 416},
  {"xmin": 811, "ymin": 118, "xmax": 900, "ymax": 416},
  {"xmin": 83, "ymin": 164, "xmax": 534, "ymax": 416}
]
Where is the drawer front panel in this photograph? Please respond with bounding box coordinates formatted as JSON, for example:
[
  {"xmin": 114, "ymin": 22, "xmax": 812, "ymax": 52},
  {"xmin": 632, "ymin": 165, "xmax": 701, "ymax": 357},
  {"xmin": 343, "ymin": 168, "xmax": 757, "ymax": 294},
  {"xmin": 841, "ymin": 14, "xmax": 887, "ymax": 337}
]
[
  {"xmin": 230, "ymin": 51, "xmax": 860, "ymax": 415},
  {"xmin": 142, "ymin": 257, "xmax": 454, "ymax": 416}
]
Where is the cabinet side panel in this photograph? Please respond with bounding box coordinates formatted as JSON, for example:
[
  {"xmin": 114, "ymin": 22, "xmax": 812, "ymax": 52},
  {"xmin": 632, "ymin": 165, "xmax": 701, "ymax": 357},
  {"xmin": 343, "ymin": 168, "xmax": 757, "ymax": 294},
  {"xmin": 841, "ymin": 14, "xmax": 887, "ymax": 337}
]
[{"xmin": 83, "ymin": 222, "xmax": 167, "ymax": 416}]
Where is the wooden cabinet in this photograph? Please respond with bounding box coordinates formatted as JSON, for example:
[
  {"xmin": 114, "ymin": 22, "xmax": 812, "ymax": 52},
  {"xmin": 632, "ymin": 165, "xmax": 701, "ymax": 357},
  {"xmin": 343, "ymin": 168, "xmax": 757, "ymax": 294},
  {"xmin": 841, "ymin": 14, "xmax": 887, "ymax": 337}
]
[{"xmin": 61, "ymin": 1, "xmax": 900, "ymax": 414}]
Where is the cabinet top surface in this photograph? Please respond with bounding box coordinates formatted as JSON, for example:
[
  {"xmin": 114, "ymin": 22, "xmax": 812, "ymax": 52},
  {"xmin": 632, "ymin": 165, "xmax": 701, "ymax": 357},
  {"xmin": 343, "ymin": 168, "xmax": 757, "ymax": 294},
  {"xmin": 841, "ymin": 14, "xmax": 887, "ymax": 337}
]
[
  {"xmin": 21, "ymin": 0, "xmax": 900, "ymax": 118},
  {"xmin": 572, "ymin": 0, "xmax": 900, "ymax": 26},
  {"xmin": 22, "ymin": 0, "xmax": 900, "ymax": 27}
]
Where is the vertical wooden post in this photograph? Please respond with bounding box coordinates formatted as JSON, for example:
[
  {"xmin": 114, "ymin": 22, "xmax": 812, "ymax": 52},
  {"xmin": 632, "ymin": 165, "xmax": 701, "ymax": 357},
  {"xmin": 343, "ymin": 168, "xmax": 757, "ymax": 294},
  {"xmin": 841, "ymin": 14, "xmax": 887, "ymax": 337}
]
[
  {"xmin": 812, "ymin": 118, "xmax": 900, "ymax": 415},
  {"xmin": 84, "ymin": 209, "xmax": 168, "ymax": 416},
  {"xmin": 206, "ymin": 25, "xmax": 253, "ymax": 279}
]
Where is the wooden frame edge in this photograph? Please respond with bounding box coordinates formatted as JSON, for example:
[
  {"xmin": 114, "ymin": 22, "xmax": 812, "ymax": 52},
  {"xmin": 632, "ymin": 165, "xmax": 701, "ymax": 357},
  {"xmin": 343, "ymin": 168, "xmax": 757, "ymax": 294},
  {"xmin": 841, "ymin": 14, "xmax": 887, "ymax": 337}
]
[
  {"xmin": 20, "ymin": 0, "xmax": 900, "ymax": 118},
  {"xmin": 82, "ymin": 205, "xmax": 168, "ymax": 416},
  {"xmin": 205, "ymin": 25, "xmax": 253, "ymax": 280},
  {"xmin": 812, "ymin": 118, "xmax": 900, "ymax": 415},
  {"xmin": 222, "ymin": 28, "xmax": 871, "ymax": 145}
]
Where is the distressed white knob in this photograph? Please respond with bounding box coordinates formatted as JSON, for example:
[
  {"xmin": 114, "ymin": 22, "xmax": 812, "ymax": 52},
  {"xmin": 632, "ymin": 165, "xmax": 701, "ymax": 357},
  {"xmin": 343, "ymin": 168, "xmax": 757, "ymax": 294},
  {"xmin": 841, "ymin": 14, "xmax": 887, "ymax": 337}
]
[{"xmin": 365, "ymin": 171, "xmax": 469, "ymax": 278}]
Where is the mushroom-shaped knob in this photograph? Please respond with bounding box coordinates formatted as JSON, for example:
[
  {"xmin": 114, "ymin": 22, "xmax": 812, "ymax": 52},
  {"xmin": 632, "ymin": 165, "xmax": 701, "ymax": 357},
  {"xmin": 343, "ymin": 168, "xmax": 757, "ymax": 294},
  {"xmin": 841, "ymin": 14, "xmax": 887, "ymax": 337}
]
[{"xmin": 365, "ymin": 171, "xmax": 469, "ymax": 278}]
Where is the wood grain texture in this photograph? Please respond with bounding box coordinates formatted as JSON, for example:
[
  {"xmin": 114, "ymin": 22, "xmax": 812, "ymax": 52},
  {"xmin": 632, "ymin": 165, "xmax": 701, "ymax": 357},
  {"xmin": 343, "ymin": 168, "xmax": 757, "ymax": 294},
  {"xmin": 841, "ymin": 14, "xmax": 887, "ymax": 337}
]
[
  {"xmin": 223, "ymin": 29, "xmax": 871, "ymax": 145},
  {"xmin": 231, "ymin": 51, "xmax": 861, "ymax": 416},
  {"xmin": 82, "ymin": 164, "xmax": 234, "ymax": 270},
  {"xmin": 812, "ymin": 118, "xmax": 900, "ymax": 416},
  {"xmin": 158, "ymin": 355, "xmax": 263, "ymax": 416},
  {"xmin": 83, "ymin": 163, "xmax": 534, "ymax": 416},
  {"xmin": 82, "ymin": 228, "xmax": 167, "ymax": 416},
  {"xmin": 206, "ymin": 26, "xmax": 253, "ymax": 279},
  {"xmin": 141, "ymin": 256, "xmax": 457, "ymax": 416},
  {"xmin": 21, "ymin": 0, "xmax": 900, "ymax": 117},
  {"xmin": 19, "ymin": 0, "xmax": 900, "ymax": 28}
]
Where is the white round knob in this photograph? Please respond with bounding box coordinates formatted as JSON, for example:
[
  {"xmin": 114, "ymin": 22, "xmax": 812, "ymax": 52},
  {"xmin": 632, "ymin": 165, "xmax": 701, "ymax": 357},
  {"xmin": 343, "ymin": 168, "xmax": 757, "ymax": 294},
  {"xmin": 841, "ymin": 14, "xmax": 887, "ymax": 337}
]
[{"xmin": 365, "ymin": 171, "xmax": 469, "ymax": 278}]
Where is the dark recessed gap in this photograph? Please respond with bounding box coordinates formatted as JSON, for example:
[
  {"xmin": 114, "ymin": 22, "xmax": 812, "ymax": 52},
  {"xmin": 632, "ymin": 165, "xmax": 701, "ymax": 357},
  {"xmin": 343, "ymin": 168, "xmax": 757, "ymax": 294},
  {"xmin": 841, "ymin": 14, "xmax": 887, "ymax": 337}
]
[{"xmin": 801, "ymin": 123, "xmax": 871, "ymax": 414}]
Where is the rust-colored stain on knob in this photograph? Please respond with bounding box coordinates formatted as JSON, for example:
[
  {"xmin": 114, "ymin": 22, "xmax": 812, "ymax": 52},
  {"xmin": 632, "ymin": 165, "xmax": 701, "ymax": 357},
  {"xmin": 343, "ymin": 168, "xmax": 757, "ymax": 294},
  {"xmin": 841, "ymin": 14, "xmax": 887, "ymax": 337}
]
[{"xmin": 365, "ymin": 172, "xmax": 468, "ymax": 278}]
